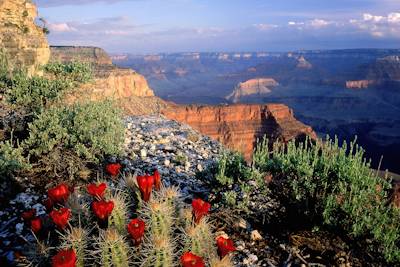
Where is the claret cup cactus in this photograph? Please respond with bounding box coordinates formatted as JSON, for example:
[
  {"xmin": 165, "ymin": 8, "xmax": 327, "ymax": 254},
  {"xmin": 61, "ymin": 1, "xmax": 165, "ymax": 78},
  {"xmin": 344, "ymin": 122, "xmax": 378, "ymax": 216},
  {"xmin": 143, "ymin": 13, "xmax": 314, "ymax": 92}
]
[{"xmin": 20, "ymin": 168, "xmax": 235, "ymax": 266}]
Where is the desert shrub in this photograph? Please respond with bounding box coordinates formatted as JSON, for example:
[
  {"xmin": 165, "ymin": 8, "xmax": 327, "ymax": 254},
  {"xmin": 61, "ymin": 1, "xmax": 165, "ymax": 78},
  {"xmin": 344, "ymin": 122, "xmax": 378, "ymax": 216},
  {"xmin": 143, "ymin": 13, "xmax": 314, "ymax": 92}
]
[
  {"xmin": 3, "ymin": 62, "xmax": 92, "ymax": 113},
  {"xmin": 44, "ymin": 62, "xmax": 92, "ymax": 84},
  {"xmin": 23, "ymin": 101, "xmax": 124, "ymax": 162},
  {"xmin": 253, "ymin": 137, "xmax": 400, "ymax": 262},
  {"xmin": 5, "ymin": 73, "xmax": 71, "ymax": 113},
  {"xmin": 0, "ymin": 138, "xmax": 30, "ymax": 178},
  {"xmin": 197, "ymin": 150, "xmax": 260, "ymax": 213}
]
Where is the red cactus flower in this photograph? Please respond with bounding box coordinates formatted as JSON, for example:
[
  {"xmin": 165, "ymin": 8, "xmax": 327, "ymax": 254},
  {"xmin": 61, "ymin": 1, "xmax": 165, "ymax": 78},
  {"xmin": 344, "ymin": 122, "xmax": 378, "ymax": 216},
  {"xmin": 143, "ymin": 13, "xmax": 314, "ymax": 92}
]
[
  {"xmin": 50, "ymin": 208, "xmax": 71, "ymax": 229},
  {"xmin": 153, "ymin": 169, "xmax": 161, "ymax": 190},
  {"xmin": 43, "ymin": 198, "xmax": 54, "ymax": 211},
  {"xmin": 191, "ymin": 198, "xmax": 211, "ymax": 223},
  {"xmin": 105, "ymin": 163, "xmax": 121, "ymax": 177},
  {"xmin": 22, "ymin": 209, "xmax": 36, "ymax": 221},
  {"xmin": 87, "ymin": 183, "xmax": 107, "ymax": 198},
  {"xmin": 31, "ymin": 217, "xmax": 42, "ymax": 233},
  {"xmin": 52, "ymin": 249, "xmax": 76, "ymax": 267},
  {"xmin": 216, "ymin": 236, "xmax": 236, "ymax": 258},
  {"xmin": 127, "ymin": 218, "xmax": 145, "ymax": 246},
  {"xmin": 137, "ymin": 175, "xmax": 154, "ymax": 202},
  {"xmin": 92, "ymin": 200, "xmax": 114, "ymax": 220},
  {"xmin": 48, "ymin": 183, "xmax": 70, "ymax": 203},
  {"xmin": 180, "ymin": 252, "xmax": 205, "ymax": 267}
]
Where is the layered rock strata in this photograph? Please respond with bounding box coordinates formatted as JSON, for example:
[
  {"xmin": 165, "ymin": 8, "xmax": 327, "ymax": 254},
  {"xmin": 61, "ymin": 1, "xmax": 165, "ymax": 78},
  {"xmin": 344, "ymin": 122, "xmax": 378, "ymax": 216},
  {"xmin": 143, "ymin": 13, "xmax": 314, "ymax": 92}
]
[
  {"xmin": 0, "ymin": 0, "xmax": 50, "ymax": 76},
  {"xmin": 162, "ymin": 103, "xmax": 317, "ymax": 160}
]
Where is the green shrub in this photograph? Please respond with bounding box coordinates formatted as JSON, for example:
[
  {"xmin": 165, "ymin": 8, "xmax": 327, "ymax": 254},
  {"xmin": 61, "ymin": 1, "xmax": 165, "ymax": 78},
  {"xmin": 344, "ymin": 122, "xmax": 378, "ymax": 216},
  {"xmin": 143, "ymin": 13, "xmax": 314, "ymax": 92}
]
[
  {"xmin": 44, "ymin": 62, "xmax": 93, "ymax": 84},
  {"xmin": 255, "ymin": 137, "xmax": 400, "ymax": 262},
  {"xmin": 5, "ymin": 73, "xmax": 71, "ymax": 113},
  {"xmin": 24, "ymin": 101, "xmax": 124, "ymax": 162},
  {"xmin": 0, "ymin": 138, "xmax": 30, "ymax": 178}
]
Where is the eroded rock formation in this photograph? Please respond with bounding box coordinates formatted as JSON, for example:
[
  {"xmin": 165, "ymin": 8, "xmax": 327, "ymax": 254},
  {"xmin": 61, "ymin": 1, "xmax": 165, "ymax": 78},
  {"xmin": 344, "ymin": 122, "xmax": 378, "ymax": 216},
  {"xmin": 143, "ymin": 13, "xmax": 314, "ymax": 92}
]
[
  {"xmin": 346, "ymin": 80, "xmax": 374, "ymax": 89},
  {"xmin": 226, "ymin": 78, "xmax": 278, "ymax": 103},
  {"xmin": 162, "ymin": 103, "xmax": 316, "ymax": 160},
  {"xmin": 50, "ymin": 46, "xmax": 112, "ymax": 65},
  {"xmin": 50, "ymin": 46, "xmax": 155, "ymax": 106},
  {"xmin": 0, "ymin": 0, "xmax": 50, "ymax": 76}
]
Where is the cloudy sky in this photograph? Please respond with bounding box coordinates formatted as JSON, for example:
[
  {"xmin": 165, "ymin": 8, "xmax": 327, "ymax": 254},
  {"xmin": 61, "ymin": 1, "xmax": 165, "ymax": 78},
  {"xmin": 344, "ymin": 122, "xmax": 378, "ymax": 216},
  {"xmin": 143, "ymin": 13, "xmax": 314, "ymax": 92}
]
[{"xmin": 35, "ymin": 0, "xmax": 400, "ymax": 54}]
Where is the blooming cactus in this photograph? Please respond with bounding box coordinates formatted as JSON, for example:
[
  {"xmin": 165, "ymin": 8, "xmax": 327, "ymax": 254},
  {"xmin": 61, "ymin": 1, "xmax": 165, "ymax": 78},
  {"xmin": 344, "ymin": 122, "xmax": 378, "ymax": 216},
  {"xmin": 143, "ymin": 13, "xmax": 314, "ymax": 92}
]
[
  {"xmin": 48, "ymin": 184, "xmax": 70, "ymax": 203},
  {"xmin": 30, "ymin": 217, "xmax": 42, "ymax": 233},
  {"xmin": 191, "ymin": 198, "xmax": 211, "ymax": 223},
  {"xmin": 127, "ymin": 218, "xmax": 145, "ymax": 246},
  {"xmin": 87, "ymin": 182, "xmax": 107, "ymax": 198},
  {"xmin": 137, "ymin": 175, "xmax": 154, "ymax": 202},
  {"xmin": 105, "ymin": 163, "xmax": 121, "ymax": 177},
  {"xmin": 52, "ymin": 249, "xmax": 77, "ymax": 267},
  {"xmin": 180, "ymin": 252, "xmax": 205, "ymax": 267},
  {"xmin": 92, "ymin": 200, "xmax": 114, "ymax": 220},
  {"xmin": 216, "ymin": 236, "xmax": 236, "ymax": 258},
  {"xmin": 153, "ymin": 169, "xmax": 161, "ymax": 191},
  {"xmin": 50, "ymin": 208, "xmax": 71, "ymax": 230}
]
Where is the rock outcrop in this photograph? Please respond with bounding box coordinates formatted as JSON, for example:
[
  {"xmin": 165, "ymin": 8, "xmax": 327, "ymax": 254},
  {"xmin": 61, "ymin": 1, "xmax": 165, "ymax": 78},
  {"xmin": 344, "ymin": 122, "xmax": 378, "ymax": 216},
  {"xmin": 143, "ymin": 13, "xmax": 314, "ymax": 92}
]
[
  {"xmin": 162, "ymin": 103, "xmax": 316, "ymax": 160},
  {"xmin": 0, "ymin": 0, "xmax": 50, "ymax": 76},
  {"xmin": 50, "ymin": 46, "xmax": 156, "ymax": 108},
  {"xmin": 50, "ymin": 46, "xmax": 112, "ymax": 65},
  {"xmin": 296, "ymin": 56, "xmax": 312, "ymax": 69},
  {"xmin": 226, "ymin": 78, "xmax": 278, "ymax": 103},
  {"xmin": 346, "ymin": 80, "xmax": 374, "ymax": 89}
]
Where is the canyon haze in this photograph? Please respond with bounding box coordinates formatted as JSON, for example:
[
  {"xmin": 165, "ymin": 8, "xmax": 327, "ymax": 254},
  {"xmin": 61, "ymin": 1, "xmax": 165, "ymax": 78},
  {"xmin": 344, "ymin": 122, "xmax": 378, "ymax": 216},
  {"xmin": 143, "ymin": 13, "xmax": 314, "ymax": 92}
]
[{"xmin": 113, "ymin": 49, "xmax": 400, "ymax": 173}]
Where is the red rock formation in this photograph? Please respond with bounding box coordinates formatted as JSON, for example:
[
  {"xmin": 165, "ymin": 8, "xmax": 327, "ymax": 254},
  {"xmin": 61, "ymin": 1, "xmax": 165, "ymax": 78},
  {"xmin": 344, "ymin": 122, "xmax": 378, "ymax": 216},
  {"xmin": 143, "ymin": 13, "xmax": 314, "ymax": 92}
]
[{"xmin": 162, "ymin": 104, "xmax": 316, "ymax": 160}]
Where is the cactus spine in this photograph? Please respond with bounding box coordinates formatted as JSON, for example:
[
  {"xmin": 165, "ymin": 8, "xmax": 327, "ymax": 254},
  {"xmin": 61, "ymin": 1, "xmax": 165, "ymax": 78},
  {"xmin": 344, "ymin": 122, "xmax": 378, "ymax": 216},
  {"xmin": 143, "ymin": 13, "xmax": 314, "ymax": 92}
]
[
  {"xmin": 95, "ymin": 229, "xmax": 130, "ymax": 267},
  {"xmin": 108, "ymin": 190, "xmax": 130, "ymax": 234},
  {"xmin": 59, "ymin": 226, "xmax": 89, "ymax": 267}
]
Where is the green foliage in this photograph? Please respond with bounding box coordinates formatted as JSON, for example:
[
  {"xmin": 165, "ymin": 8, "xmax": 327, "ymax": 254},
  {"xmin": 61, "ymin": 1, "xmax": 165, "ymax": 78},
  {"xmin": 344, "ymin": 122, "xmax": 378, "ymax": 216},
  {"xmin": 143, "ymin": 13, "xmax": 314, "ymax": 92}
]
[
  {"xmin": 24, "ymin": 101, "xmax": 124, "ymax": 162},
  {"xmin": 215, "ymin": 151, "xmax": 252, "ymax": 186},
  {"xmin": 0, "ymin": 138, "xmax": 30, "ymax": 177},
  {"xmin": 3, "ymin": 62, "xmax": 92, "ymax": 113},
  {"xmin": 5, "ymin": 73, "xmax": 71, "ymax": 113},
  {"xmin": 44, "ymin": 62, "xmax": 93, "ymax": 84},
  {"xmin": 265, "ymin": 137, "xmax": 400, "ymax": 262}
]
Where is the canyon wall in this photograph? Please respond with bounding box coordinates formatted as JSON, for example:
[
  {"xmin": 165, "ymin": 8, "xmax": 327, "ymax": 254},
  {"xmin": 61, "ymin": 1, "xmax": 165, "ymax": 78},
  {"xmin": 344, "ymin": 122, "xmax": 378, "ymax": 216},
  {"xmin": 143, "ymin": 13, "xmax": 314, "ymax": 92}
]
[
  {"xmin": 0, "ymin": 0, "xmax": 50, "ymax": 76},
  {"xmin": 50, "ymin": 46, "xmax": 112, "ymax": 65},
  {"xmin": 50, "ymin": 46, "xmax": 155, "ymax": 107},
  {"xmin": 162, "ymin": 104, "xmax": 316, "ymax": 160}
]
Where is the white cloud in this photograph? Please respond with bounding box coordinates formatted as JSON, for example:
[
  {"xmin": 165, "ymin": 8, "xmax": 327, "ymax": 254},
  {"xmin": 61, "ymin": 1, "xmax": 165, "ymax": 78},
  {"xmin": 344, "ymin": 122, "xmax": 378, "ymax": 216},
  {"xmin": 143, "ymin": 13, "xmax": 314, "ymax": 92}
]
[
  {"xmin": 351, "ymin": 12, "xmax": 400, "ymax": 38},
  {"xmin": 48, "ymin": 23, "xmax": 77, "ymax": 32},
  {"xmin": 309, "ymin": 19, "xmax": 331, "ymax": 28}
]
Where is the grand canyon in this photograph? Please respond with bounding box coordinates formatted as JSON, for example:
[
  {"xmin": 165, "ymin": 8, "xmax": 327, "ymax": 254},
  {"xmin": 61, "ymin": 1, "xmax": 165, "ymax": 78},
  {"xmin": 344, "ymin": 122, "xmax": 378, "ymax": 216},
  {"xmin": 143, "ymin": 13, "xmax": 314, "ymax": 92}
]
[
  {"xmin": 113, "ymin": 51, "xmax": 400, "ymax": 173},
  {"xmin": 2, "ymin": 1, "xmax": 400, "ymax": 266}
]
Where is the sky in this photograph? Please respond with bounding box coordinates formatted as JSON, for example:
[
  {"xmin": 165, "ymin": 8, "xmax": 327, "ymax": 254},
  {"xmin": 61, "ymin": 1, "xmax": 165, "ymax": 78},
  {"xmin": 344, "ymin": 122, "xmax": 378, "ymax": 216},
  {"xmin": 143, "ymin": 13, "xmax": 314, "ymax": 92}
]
[{"xmin": 35, "ymin": 0, "xmax": 400, "ymax": 54}]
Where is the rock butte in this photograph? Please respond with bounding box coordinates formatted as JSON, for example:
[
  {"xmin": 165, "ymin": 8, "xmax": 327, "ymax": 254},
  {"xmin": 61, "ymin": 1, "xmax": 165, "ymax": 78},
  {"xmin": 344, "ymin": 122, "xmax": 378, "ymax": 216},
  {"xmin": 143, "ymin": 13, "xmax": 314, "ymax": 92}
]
[
  {"xmin": 0, "ymin": 0, "xmax": 50, "ymax": 76},
  {"xmin": 226, "ymin": 78, "xmax": 278, "ymax": 103},
  {"xmin": 162, "ymin": 103, "xmax": 317, "ymax": 160}
]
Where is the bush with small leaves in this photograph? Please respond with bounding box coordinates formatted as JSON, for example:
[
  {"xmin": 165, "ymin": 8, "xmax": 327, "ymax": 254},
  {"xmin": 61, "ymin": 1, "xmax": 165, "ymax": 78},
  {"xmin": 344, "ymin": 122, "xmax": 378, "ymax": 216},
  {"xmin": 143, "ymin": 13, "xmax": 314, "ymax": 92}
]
[{"xmin": 23, "ymin": 101, "xmax": 124, "ymax": 162}]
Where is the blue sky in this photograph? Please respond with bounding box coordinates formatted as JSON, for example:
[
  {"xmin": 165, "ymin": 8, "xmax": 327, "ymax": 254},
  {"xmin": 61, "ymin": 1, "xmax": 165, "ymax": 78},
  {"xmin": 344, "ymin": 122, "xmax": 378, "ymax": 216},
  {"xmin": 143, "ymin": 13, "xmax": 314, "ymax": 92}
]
[{"xmin": 35, "ymin": 0, "xmax": 400, "ymax": 54}]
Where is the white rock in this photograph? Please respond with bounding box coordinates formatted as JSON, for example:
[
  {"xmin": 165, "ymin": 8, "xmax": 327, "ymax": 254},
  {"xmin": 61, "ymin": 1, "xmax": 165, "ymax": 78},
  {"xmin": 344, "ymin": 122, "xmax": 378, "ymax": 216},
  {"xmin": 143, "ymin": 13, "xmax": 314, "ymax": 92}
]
[
  {"xmin": 140, "ymin": 149, "xmax": 147, "ymax": 158},
  {"xmin": 251, "ymin": 230, "xmax": 263, "ymax": 241},
  {"xmin": 197, "ymin": 164, "xmax": 203, "ymax": 172},
  {"xmin": 184, "ymin": 161, "xmax": 191, "ymax": 171},
  {"xmin": 164, "ymin": 159, "xmax": 170, "ymax": 167},
  {"xmin": 243, "ymin": 254, "xmax": 258, "ymax": 265}
]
